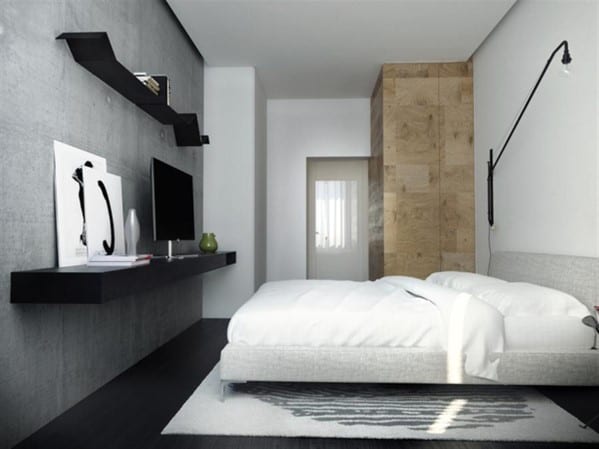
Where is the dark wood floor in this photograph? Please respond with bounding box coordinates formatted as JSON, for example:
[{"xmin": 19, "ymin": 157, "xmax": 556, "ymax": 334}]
[{"xmin": 13, "ymin": 319, "xmax": 599, "ymax": 449}]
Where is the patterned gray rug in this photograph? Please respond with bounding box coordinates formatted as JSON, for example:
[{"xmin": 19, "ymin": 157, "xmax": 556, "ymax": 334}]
[{"xmin": 162, "ymin": 364, "xmax": 599, "ymax": 442}]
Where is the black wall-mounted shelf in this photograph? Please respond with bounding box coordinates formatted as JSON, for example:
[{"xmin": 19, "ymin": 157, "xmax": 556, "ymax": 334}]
[
  {"xmin": 56, "ymin": 32, "xmax": 209, "ymax": 147},
  {"xmin": 11, "ymin": 251, "xmax": 235, "ymax": 304}
]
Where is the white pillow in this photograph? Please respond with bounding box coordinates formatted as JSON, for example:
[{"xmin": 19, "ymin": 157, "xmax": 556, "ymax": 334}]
[
  {"xmin": 470, "ymin": 282, "xmax": 589, "ymax": 318},
  {"xmin": 426, "ymin": 271, "xmax": 507, "ymax": 292}
]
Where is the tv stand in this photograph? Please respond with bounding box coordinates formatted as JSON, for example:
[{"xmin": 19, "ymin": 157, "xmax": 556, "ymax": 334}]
[{"xmin": 163, "ymin": 240, "xmax": 200, "ymax": 260}]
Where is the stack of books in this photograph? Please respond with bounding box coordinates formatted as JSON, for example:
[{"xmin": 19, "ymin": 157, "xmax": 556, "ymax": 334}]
[
  {"xmin": 152, "ymin": 75, "xmax": 171, "ymax": 105},
  {"xmin": 87, "ymin": 254, "xmax": 152, "ymax": 267},
  {"xmin": 134, "ymin": 72, "xmax": 160, "ymax": 96}
]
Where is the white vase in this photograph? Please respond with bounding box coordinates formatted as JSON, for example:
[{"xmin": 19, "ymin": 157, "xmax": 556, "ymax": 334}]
[{"xmin": 124, "ymin": 208, "xmax": 140, "ymax": 256}]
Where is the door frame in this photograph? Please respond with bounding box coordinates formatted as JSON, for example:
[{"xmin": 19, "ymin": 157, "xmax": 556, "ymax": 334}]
[{"xmin": 306, "ymin": 156, "xmax": 370, "ymax": 279}]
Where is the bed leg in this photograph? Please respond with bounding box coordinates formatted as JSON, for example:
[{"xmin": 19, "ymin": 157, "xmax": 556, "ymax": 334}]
[
  {"xmin": 580, "ymin": 411, "xmax": 599, "ymax": 429},
  {"xmin": 219, "ymin": 380, "xmax": 247, "ymax": 401},
  {"xmin": 219, "ymin": 381, "xmax": 228, "ymax": 402}
]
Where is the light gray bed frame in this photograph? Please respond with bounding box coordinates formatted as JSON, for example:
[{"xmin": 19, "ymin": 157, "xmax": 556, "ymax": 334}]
[{"xmin": 220, "ymin": 252, "xmax": 599, "ymax": 397}]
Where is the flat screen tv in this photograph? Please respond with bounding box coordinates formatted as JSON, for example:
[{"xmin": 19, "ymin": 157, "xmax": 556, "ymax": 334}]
[{"xmin": 151, "ymin": 158, "xmax": 195, "ymax": 243}]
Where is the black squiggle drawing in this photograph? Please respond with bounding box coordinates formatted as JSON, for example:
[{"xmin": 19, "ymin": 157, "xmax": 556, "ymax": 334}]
[
  {"xmin": 97, "ymin": 180, "xmax": 115, "ymax": 255},
  {"xmin": 72, "ymin": 161, "xmax": 94, "ymax": 246}
]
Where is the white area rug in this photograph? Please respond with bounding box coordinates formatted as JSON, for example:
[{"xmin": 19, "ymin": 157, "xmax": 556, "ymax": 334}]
[{"xmin": 163, "ymin": 364, "xmax": 599, "ymax": 442}]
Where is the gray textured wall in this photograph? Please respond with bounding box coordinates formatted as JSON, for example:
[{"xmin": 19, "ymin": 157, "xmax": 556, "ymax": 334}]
[
  {"xmin": 0, "ymin": 1, "xmax": 204, "ymax": 447},
  {"xmin": 254, "ymin": 76, "xmax": 267, "ymax": 290}
]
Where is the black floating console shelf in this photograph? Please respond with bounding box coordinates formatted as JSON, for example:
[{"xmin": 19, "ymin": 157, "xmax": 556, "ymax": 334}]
[
  {"xmin": 11, "ymin": 252, "xmax": 236, "ymax": 304},
  {"xmin": 56, "ymin": 32, "xmax": 209, "ymax": 147}
]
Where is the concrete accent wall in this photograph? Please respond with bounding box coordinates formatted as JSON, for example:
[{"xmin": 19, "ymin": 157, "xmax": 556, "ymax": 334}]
[
  {"xmin": 254, "ymin": 76, "xmax": 267, "ymax": 290},
  {"xmin": 0, "ymin": 2, "xmax": 204, "ymax": 447}
]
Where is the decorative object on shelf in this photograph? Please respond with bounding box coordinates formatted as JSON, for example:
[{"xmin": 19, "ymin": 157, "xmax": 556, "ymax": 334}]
[
  {"xmin": 152, "ymin": 75, "xmax": 171, "ymax": 105},
  {"xmin": 582, "ymin": 315, "xmax": 599, "ymax": 350},
  {"xmin": 56, "ymin": 32, "xmax": 209, "ymax": 147},
  {"xmin": 486, "ymin": 40, "xmax": 572, "ymax": 227},
  {"xmin": 83, "ymin": 167, "xmax": 125, "ymax": 257},
  {"xmin": 199, "ymin": 233, "xmax": 218, "ymax": 254},
  {"xmin": 134, "ymin": 72, "xmax": 160, "ymax": 95},
  {"xmin": 54, "ymin": 140, "xmax": 107, "ymax": 267},
  {"xmin": 124, "ymin": 208, "xmax": 141, "ymax": 256},
  {"xmin": 87, "ymin": 253, "xmax": 151, "ymax": 267}
]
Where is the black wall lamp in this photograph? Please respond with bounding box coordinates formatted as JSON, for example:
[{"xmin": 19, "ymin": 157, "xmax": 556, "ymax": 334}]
[{"xmin": 487, "ymin": 40, "xmax": 572, "ymax": 226}]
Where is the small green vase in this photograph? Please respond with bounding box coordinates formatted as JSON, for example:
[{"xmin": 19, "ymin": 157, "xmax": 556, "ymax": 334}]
[{"xmin": 199, "ymin": 232, "xmax": 218, "ymax": 253}]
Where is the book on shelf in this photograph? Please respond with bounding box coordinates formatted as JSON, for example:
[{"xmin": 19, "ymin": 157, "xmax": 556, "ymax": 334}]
[
  {"xmin": 134, "ymin": 72, "xmax": 160, "ymax": 95},
  {"xmin": 142, "ymin": 81, "xmax": 160, "ymax": 95},
  {"xmin": 87, "ymin": 259, "xmax": 151, "ymax": 268},
  {"xmin": 89, "ymin": 254, "xmax": 152, "ymax": 263},
  {"xmin": 87, "ymin": 254, "xmax": 151, "ymax": 267},
  {"xmin": 152, "ymin": 75, "xmax": 170, "ymax": 105},
  {"xmin": 144, "ymin": 78, "xmax": 160, "ymax": 90}
]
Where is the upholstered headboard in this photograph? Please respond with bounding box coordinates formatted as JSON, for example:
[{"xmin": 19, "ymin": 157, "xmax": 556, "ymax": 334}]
[{"xmin": 490, "ymin": 251, "xmax": 598, "ymax": 313}]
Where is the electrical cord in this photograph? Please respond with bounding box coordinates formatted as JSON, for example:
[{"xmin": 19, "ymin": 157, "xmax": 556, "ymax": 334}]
[{"xmin": 487, "ymin": 224, "xmax": 492, "ymax": 275}]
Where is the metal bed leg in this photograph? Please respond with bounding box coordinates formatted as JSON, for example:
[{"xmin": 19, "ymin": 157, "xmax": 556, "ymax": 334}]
[
  {"xmin": 219, "ymin": 381, "xmax": 228, "ymax": 402},
  {"xmin": 219, "ymin": 380, "xmax": 248, "ymax": 402},
  {"xmin": 580, "ymin": 411, "xmax": 599, "ymax": 429}
]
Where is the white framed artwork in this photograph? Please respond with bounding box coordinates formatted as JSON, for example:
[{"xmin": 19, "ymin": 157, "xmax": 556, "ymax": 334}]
[
  {"xmin": 83, "ymin": 167, "xmax": 125, "ymax": 258},
  {"xmin": 54, "ymin": 140, "xmax": 107, "ymax": 267}
]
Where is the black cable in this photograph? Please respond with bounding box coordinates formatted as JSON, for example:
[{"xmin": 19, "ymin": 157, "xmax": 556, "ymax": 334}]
[{"xmin": 487, "ymin": 224, "xmax": 492, "ymax": 276}]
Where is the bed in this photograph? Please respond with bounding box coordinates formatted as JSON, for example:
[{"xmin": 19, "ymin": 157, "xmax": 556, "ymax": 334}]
[{"xmin": 219, "ymin": 251, "xmax": 599, "ymax": 397}]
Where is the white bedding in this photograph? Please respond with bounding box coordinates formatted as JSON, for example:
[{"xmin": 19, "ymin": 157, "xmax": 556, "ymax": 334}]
[
  {"xmin": 427, "ymin": 271, "xmax": 589, "ymax": 318},
  {"xmin": 504, "ymin": 316, "xmax": 594, "ymax": 351},
  {"xmin": 227, "ymin": 273, "xmax": 593, "ymax": 382},
  {"xmin": 228, "ymin": 280, "xmax": 442, "ymax": 349},
  {"xmin": 379, "ymin": 276, "xmax": 504, "ymax": 380},
  {"xmin": 228, "ymin": 277, "xmax": 505, "ymax": 381}
]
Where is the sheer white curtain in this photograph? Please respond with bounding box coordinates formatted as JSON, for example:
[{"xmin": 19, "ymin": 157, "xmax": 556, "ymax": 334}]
[{"xmin": 314, "ymin": 180, "xmax": 358, "ymax": 251}]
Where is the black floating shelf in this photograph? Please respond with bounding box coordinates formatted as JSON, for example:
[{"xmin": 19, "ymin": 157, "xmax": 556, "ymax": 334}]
[
  {"xmin": 11, "ymin": 252, "xmax": 236, "ymax": 304},
  {"xmin": 56, "ymin": 32, "xmax": 209, "ymax": 147}
]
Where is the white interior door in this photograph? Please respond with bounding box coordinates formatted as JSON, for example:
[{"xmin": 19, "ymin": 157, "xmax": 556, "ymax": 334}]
[{"xmin": 307, "ymin": 158, "xmax": 368, "ymax": 280}]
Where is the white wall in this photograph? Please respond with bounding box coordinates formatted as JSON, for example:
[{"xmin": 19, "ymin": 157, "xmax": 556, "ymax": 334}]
[
  {"xmin": 203, "ymin": 66, "xmax": 266, "ymax": 317},
  {"xmin": 473, "ymin": 0, "xmax": 598, "ymax": 272},
  {"xmin": 267, "ymin": 99, "xmax": 371, "ymax": 281}
]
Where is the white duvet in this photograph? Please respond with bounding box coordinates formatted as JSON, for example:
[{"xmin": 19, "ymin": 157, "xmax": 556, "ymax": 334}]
[{"xmin": 228, "ymin": 277, "xmax": 504, "ymax": 381}]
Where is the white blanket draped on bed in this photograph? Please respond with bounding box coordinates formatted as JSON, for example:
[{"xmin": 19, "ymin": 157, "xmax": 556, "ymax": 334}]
[
  {"xmin": 378, "ymin": 277, "xmax": 504, "ymax": 381},
  {"xmin": 228, "ymin": 277, "xmax": 505, "ymax": 381}
]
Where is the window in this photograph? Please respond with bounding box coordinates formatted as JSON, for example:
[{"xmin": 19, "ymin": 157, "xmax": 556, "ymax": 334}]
[{"xmin": 314, "ymin": 180, "xmax": 358, "ymax": 251}]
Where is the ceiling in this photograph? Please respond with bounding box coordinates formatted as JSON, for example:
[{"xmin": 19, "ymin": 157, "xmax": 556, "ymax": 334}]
[{"xmin": 167, "ymin": 0, "xmax": 517, "ymax": 98}]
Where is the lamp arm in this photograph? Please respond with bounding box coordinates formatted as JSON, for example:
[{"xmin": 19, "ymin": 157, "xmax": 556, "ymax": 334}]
[
  {"xmin": 487, "ymin": 40, "xmax": 570, "ymax": 227},
  {"xmin": 491, "ymin": 40, "xmax": 569, "ymax": 170}
]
